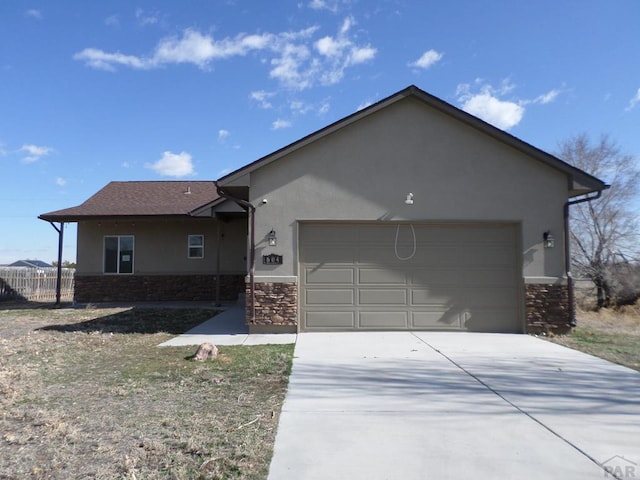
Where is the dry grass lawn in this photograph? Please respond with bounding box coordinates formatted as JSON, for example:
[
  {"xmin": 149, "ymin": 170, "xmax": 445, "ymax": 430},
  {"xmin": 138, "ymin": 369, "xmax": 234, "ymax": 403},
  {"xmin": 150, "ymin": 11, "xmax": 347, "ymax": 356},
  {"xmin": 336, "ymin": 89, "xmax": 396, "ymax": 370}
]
[
  {"xmin": 549, "ymin": 302, "xmax": 640, "ymax": 372},
  {"xmin": 0, "ymin": 303, "xmax": 294, "ymax": 479}
]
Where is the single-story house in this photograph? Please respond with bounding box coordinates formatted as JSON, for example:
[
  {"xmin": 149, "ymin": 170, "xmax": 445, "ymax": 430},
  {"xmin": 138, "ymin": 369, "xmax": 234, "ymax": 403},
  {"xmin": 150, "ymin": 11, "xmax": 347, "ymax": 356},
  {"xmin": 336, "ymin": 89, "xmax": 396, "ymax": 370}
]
[
  {"xmin": 8, "ymin": 260, "xmax": 54, "ymax": 268},
  {"xmin": 40, "ymin": 85, "xmax": 607, "ymax": 334}
]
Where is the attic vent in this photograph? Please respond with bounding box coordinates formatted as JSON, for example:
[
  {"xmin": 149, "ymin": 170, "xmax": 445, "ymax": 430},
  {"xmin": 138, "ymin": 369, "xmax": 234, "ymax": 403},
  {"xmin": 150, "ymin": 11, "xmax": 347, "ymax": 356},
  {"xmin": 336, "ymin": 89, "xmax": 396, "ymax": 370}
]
[{"xmin": 184, "ymin": 186, "xmax": 191, "ymax": 195}]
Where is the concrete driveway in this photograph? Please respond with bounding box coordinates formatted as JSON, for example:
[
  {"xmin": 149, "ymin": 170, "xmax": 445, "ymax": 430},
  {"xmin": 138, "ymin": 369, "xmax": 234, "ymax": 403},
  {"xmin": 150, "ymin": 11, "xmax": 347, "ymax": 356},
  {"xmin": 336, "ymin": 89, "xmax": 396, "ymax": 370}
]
[{"xmin": 268, "ymin": 332, "xmax": 640, "ymax": 480}]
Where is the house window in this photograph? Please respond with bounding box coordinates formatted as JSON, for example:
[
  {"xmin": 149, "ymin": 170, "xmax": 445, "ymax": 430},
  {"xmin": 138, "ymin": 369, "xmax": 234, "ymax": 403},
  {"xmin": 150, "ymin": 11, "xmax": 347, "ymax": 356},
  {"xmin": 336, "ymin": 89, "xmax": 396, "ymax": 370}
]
[
  {"xmin": 104, "ymin": 235, "xmax": 134, "ymax": 274},
  {"xmin": 188, "ymin": 234, "xmax": 204, "ymax": 259}
]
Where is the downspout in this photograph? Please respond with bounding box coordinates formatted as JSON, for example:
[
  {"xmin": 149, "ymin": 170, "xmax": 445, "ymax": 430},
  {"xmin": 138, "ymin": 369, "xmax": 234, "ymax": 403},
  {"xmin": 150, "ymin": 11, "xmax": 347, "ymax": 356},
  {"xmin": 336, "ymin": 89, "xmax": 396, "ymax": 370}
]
[
  {"xmin": 564, "ymin": 190, "xmax": 603, "ymax": 327},
  {"xmin": 47, "ymin": 221, "xmax": 64, "ymax": 305},
  {"xmin": 214, "ymin": 182, "xmax": 256, "ymax": 324}
]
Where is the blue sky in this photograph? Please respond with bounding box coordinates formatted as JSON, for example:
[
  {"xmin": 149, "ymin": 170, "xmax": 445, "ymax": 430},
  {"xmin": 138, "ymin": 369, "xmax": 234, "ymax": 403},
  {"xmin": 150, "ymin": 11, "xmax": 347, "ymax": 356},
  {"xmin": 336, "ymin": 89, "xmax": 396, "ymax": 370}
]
[{"xmin": 1, "ymin": 0, "xmax": 639, "ymax": 264}]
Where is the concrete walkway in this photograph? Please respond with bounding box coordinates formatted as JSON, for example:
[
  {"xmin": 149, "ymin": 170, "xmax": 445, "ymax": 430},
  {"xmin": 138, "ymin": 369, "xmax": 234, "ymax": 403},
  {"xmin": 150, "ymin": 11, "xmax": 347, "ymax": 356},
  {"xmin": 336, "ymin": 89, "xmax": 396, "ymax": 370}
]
[
  {"xmin": 268, "ymin": 332, "xmax": 640, "ymax": 480},
  {"xmin": 158, "ymin": 305, "xmax": 296, "ymax": 346}
]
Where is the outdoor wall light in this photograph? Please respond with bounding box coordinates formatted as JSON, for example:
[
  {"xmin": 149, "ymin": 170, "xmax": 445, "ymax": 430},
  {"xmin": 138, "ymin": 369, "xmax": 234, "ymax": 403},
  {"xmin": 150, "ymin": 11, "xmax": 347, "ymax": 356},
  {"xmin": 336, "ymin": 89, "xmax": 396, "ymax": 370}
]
[
  {"xmin": 543, "ymin": 231, "xmax": 555, "ymax": 249},
  {"xmin": 405, "ymin": 193, "xmax": 414, "ymax": 205},
  {"xmin": 268, "ymin": 229, "xmax": 277, "ymax": 246}
]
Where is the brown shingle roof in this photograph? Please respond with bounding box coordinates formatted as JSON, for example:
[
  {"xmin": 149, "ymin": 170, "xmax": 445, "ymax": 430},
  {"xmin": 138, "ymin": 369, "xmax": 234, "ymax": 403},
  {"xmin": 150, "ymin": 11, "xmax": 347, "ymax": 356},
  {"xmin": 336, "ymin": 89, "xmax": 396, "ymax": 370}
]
[{"xmin": 39, "ymin": 181, "xmax": 219, "ymax": 221}]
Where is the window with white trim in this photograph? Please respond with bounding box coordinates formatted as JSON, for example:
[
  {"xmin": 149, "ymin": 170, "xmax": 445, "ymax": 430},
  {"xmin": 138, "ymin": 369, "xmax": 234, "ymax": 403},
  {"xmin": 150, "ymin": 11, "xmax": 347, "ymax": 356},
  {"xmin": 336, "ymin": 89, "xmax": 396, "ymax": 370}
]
[
  {"xmin": 104, "ymin": 235, "xmax": 134, "ymax": 274},
  {"xmin": 188, "ymin": 234, "xmax": 204, "ymax": 259}
]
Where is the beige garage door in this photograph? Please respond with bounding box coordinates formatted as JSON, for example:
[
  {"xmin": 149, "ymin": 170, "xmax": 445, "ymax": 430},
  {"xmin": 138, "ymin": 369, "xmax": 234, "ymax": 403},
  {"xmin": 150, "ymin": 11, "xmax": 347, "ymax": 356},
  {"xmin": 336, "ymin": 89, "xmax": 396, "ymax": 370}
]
[{"xmin": 299, "ymin": 223, "xmax": 522, "ymax": 332}]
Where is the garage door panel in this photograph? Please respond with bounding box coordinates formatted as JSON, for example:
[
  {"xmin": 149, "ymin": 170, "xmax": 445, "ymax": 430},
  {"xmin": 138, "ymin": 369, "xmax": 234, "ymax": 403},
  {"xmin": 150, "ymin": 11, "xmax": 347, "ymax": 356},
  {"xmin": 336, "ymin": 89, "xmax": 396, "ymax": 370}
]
[
  {"xmin": 409, "ymin": 269, "xmax": 462, "ymax": 285},
  {"xmin": 301, "ymin": 246, "xmax": 356, "ymax": 264},
  {"xmin": 356, "ymin": 224, "xmax": 398, "ymax": 243},
  {"xmin": 300, "ymin": 223, "xmax": 521, "ymax": 332},
  {"xmin": 359, "ymin": 289, "xmax": 407, "ymax": 305},
  {"xmin": 306, "ymin": 289, "xmax": 355, "ymax": 305},
  {"xmin": 305, "ymin": 311, "xmax": 355, "ymax": 329},
  {"xmin": 412, "ymin": 287, "xmax": 518, "ymax": 308},
  {"xmin": 412, "ymin": 310, "xmax": 462, "ymax": 329},
  {"xmin": 411, "ymin": 289, "xmax": 455, "ymax": 305},
  {"xmin": 359, "ymin": 311, "xmax": 408, "ymax": 328},
  {"xmin": 410, "ymin": 247, "xmax": 464, "ymax": 267},
  {"xmin": 358, "ymin": 246, "xmax": 414, "ymax": 264},
  {"xmin": 359, "ymin": 268, "xmax": 407, "ymax": 284},
  {"xmin": 305, "ymin": 267, "xmax": 354, "ymax": 285}
]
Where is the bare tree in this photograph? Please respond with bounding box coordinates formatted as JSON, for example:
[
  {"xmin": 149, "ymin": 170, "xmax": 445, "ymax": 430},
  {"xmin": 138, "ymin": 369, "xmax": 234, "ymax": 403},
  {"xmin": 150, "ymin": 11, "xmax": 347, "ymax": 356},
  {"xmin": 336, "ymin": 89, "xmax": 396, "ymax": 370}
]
[{"xmin": 558, "ymin": 134, "xmax": 640, "ymax": 308}]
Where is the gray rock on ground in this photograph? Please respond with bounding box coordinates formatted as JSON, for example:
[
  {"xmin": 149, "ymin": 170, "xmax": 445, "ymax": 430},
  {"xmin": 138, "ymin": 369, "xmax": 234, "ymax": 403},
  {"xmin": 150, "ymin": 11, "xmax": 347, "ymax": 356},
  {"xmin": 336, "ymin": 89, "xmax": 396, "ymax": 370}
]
[{"xmin": 193, "ymin": 342, "xmax": 218, "ymax": 361}]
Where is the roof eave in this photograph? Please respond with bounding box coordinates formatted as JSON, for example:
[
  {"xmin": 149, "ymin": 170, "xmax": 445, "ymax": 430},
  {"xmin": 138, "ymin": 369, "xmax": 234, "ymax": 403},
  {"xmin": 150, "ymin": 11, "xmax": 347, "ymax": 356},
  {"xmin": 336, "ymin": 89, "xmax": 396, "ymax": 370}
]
[{"xmin": 38, "ymin": 213, "xmax": 196, "ymax": 223}]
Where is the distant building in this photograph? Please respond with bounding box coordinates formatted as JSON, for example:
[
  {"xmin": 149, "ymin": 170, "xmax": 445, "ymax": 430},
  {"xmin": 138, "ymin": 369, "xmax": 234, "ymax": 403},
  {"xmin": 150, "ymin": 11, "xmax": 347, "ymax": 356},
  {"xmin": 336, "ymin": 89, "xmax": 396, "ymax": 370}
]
[{"xmin": 8, "ymin": 260, "xmax": 54, "ymax": 268}]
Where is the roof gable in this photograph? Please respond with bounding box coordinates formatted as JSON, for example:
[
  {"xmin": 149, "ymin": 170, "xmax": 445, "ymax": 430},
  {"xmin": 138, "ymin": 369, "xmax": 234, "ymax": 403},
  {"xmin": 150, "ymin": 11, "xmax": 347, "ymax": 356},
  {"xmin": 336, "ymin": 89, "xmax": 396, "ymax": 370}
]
[
  {"xmin": 39, "ymin": 181, "xmax": 219, "ymax": 222},
  {"xmin": 218, "ymin": 85, "xmax": 606, "ymax": 197},
  {"xmin": 8, "ymin": 260, "xmax": 53, "ymax": 268}
]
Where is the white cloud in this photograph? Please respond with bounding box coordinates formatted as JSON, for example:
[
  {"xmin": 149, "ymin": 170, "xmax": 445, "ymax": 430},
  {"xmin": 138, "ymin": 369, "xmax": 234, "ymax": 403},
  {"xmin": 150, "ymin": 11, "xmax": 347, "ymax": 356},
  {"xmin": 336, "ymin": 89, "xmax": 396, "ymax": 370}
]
[
  {"xmin": 461, "ymin": 94, "xmax": 524, "ymax": 130},
  {"xmin": 20, "ymin": 144, "xmax": 52, "ymax": 164},
  {"xmin": 122, "ymin": 161, "xmax": 130, "ymax": 168},
  {"xmin": 218, "ymin": 129, "xmax": 230, "ymax": 142},
  {"xmin": 26, "ymin": 9, "xmax": 42, "ymax": 20},
  {"xmin": 357, "ymin": 100, "xmax": 374, "ymax": 111},
  {"xmin": 625, "ymin": 88, "xmax": 640, "ymax": 111},
  {"xmin": 104, "ymin": 15, "xmax": 120, "ymax": 28},
  {"xmin": 146, "ymin": 151, "xmax": 194, "ymax": 177},
  {"xmin": 55, "ymin": 177, "xmax": 67, "ymax": 187},
  {"xmin": 73, "ymin": 48, "xmax": 147, "ymax": 71},
  {"xmin": 317, "ymin": 101, "xmax": 330, "ymax": 115},
  {"xmin": 456, "ymin": 82, "xmax": 524, "ymax": 130},
  {"xmin": 136, "ymin": 8, "xmax": 160, "ymax": 26},
  {"xmin": 534, "ymin": 89, "xmax": 559, "ymax": 104},
  {"xmin": 520, "ymin": 88, "xmax": 561, "ymax": 106},
  {"xmin": 288, "ymin": 98, "xmax": 331, "ymax": 116},
  {"xmin": 316, "ymin": 36, "xmax": 346, "ymax": 58},
  {"xmin": 272, "ymin": 119, "xmax": 292, "ymax": 130},
  {"xmin": 312, "ymin": 16, "xmax": 376, "ymax": 86},
  {"xmin": 74, "ymin": 19, "xmax": 376, "ymax": 91},
  {"xmin": 408, "ymin": 49, "xmax": 443, "ymax": 69},
  {"xmin": 289, "ymin": 100, "xmax": 312, "ymax": 115},
  {"xmin": 250, "ymin": 90, "xmax": 275, "ymax": 109},
  {"xmin": 270, "ymin": 43, "xmax": 315, "ymax": 89},
  {"xmin": 153, "ymin": 30, "xmax": 273, "ymax": 67},
  {"xmin": 307, "ymin": 0, "xmax": 340, "ymax": 12},
  {"xmin": 349, "ymin": 46, "xmax": 376, "ymax": 64},
  {"xmin": 456, "ymin": 81, "xmax": 562, "ymax": 130},
  {"xmin": 75, "ymin": 29, "xmax": 275, "ymax": 71}
]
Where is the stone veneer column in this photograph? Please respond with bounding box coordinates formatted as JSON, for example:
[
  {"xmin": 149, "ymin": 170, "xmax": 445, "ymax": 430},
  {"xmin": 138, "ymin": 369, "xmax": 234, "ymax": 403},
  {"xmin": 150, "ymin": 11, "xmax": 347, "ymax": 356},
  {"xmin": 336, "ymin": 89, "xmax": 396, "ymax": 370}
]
[
  {"xmin": 525, "ymin": 284, "xmax": 571, "ymax": 333},
  {"xmin": 247, "ymin": 282, "xmax": 297, "ymax": 333}
]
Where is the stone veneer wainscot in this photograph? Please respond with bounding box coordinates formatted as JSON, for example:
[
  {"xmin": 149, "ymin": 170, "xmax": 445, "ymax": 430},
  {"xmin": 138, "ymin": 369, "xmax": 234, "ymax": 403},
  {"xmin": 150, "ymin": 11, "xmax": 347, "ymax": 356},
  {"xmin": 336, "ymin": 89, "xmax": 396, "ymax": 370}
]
[{"xmin": 74, "ymin": 274, "xmax": 245, "ymax": 303}]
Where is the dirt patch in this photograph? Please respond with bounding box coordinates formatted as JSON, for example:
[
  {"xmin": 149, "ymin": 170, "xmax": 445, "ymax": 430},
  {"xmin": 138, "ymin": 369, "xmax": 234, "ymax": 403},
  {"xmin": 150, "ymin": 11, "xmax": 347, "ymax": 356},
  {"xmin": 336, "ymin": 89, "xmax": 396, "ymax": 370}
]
[{"xmin": 0, "ymin": 305, "xmax": 294, "ymax": 479}]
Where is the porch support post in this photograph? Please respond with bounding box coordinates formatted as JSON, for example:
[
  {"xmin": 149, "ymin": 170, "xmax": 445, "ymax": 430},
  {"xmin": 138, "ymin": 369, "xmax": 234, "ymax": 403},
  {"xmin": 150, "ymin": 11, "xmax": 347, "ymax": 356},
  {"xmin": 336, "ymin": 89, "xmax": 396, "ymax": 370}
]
[{"xmin": 48, "ymin": 221, "xmax": 64, "ymax": 305}]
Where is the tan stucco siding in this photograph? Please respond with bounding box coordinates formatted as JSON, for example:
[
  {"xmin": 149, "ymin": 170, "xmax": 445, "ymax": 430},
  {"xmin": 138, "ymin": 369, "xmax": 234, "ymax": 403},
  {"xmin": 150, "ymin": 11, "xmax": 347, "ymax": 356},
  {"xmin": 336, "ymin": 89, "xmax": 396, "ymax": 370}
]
[
  {"xmin": 76, "ymin": 217, "xmax": 247, "ymax": 275},
  {"xmin": 249, "ymin": 97, "xmax": 567, "ymax": 280}
]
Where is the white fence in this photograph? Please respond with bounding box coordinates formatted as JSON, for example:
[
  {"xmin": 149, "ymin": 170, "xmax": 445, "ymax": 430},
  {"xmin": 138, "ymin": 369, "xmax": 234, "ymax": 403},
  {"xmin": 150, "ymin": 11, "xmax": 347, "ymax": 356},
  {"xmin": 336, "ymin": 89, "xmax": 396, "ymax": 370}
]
[{"xmin": 0, "ymin": 267, "xmax": 74, "ymax": 302}]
